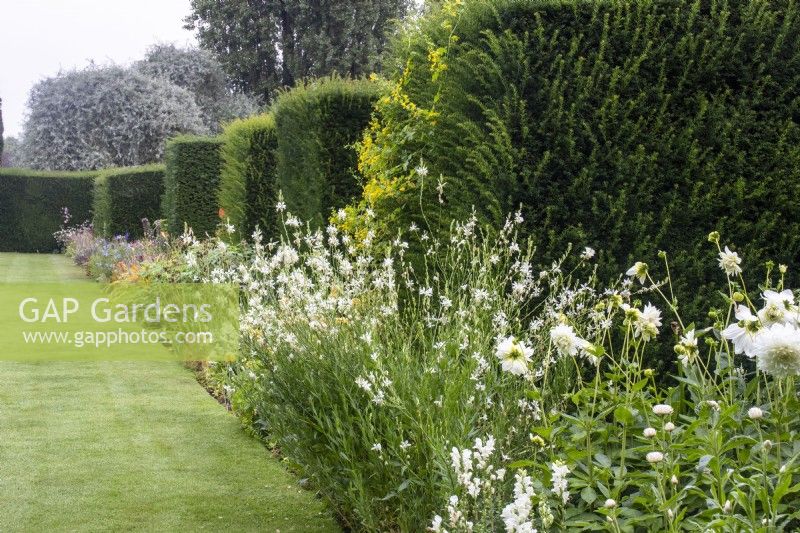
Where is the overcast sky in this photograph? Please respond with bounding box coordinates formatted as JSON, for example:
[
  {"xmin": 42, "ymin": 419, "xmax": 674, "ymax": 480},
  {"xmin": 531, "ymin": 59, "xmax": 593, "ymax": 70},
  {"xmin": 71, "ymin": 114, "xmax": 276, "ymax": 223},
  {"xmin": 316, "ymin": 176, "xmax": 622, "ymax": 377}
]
[{"xmin": 0, "ymin": 0, "xmax": 197, "ymax": 137}]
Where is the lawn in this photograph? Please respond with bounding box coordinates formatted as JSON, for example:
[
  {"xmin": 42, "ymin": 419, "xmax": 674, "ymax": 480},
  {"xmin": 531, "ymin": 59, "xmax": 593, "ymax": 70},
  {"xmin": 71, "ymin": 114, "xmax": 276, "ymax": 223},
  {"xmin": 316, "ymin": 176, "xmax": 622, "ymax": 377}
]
[{"xmin": 0, "ymin": 253, "xmax": 339, "ymax": 532}]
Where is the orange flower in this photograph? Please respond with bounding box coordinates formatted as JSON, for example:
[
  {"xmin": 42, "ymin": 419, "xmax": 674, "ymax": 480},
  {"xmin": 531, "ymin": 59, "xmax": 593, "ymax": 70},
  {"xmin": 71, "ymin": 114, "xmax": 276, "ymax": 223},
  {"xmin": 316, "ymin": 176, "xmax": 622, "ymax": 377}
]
[{"xmin": 218, "ymin": 207, "xmax": 226, "ymax": 219}]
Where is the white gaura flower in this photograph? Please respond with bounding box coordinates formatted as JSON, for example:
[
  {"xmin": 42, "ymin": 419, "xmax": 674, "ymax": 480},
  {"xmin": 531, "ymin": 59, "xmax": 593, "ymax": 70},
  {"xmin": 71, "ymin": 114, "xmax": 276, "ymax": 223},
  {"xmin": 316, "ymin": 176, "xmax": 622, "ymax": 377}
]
[
  {"xmin": 752, "ymin": 323, "xmax": 800, "ymax": 378},
  {"xmin": 550, "ymin": 461, "xmax": 570, "ymax": 504},
  {"xmin": 718, "ymin": 246, "xmax": 742, "ymax": 277},
  {"xmin": 275, "ymin": 245, "xmax": 299, "ymax": 267},
  {"xmin": 626, "ymin": 261, "xmax": 648, "ymax": 284},
  {"xmin": 550, "ymin": 324, "xmax": 590, "ymax": 357},
  {"xmin": 758, "ymin": 289, "xmax": 795, "ymax": 326},
  {"xmin": 495, "ymin": 336, "xmax": 533, "ymax": 376},
  {"xmin": 633, "ymin": 303, "xmax": 661, "ymax": 341},
  {"xmin": 501, "ymin": 470, "xmax": 536, "ymax": 533},
  {"xmin": 722, "ymin": 305, "xmax": 761, "ymax": 356}
]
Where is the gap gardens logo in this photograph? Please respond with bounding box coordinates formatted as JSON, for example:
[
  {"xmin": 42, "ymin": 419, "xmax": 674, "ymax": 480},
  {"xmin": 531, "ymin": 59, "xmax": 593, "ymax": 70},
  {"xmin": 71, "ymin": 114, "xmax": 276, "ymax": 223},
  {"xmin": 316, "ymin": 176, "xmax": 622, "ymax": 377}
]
[{"xmin": 0, "ymin": 282, "xmax": 239, "ymax": 361}]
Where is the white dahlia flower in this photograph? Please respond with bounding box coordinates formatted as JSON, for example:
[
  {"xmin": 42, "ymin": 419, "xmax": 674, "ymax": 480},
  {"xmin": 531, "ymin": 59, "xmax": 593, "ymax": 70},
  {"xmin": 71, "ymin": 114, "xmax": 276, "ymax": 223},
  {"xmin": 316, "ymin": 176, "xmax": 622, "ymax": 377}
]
[
  {"xmin": 758, "ymin": 289, "xmax": 795, "ymax": 326},
  {"xmin": 550, "ymin": 324, "xmax": 590, "ymax": 357},
  {"xmin": 717, "ymin": 246, "xmax": 742, "ymax": 277},
  {"xmin": 752, "ymin": 323, "xmax": 800, "ymax": 378},
  {"xmin": 633, "ymin": 303, "xmax": 661, "ymax": 341},
  {"xmin": 722, "ymin": 305, "xmax": 760, "ymax": 357},
  {"xmin": 496, "ymin": 336, "xmax": 533, "ymax": 376},
  {"xmin": 626, "ymin": 262, "xmax": 648, "ymax": 284}
]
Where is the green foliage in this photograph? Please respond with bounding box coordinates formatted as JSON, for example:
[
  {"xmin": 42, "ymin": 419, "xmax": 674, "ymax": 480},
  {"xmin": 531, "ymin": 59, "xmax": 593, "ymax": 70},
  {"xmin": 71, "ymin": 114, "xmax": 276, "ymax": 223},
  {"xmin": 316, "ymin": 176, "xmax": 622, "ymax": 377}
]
[
  {"xmin": 272, "ymin": 77, "xmax": 384, "ymax": 226},
  {"xmin": 134, "ymin": 211, "xmax": 800, "ymax": 531},
  {"xmin": 93, "ymin": 165, "xmax": 165, "ymax": 238},
  {"xmin": 355, "ymin": 0, "xmax": 800, "ymax": 338},
  {"xmin": 218, "ymin": 115, "xmax": 278, "ymax": 239},
  {"xmin": 163, "ymin": 135, "xmax": 223, "ymax": 236},
  {"xmin": 0, "ymin": 168, "xmax": 95, "ymax": 252},
  {"xmin": 184, "ymin": 0, "xmax": 411, "ymax": 101}
]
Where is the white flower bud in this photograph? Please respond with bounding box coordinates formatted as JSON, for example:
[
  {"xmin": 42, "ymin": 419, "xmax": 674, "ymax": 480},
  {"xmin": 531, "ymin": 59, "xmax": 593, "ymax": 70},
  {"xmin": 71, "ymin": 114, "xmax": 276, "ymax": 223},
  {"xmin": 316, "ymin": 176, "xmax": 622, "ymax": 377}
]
[
  {"xmin": 664, "ymin": 422, "xmax": 676, "ymax": 432},
  {"xmin": 604, "ymin": 498, "xmax": 617, "ymax": 509},
  {"xmin": 723, "ymin": 500, "xmax": 732, "ymax": 514},
  {"xmin": 748, "ymin": 406, "xmax": 763, "ymax": 420},
  {"xmin": 646, "ymin": 451, "xmax": 664, "ymax": 463},
  {"xmin": 643, "ymin": 427, "xmax": 657, "ymax": 438},
  {"xmin": 671, "ymin": 474, "xmax": 678, "ymax": 486},
  {"xmin": 653, "ymin": 404, "xmax": 673, "ymax": 416}
]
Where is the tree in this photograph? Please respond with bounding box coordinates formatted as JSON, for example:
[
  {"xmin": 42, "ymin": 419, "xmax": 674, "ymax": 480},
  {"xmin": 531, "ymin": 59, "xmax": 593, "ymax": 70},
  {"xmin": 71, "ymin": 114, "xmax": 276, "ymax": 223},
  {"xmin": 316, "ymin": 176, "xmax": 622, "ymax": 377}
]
[
  {"xmin": 0, "ymin": 97, "xmax": 4, "ymax": 161},
  {"xmin": 134, "ymin": 44, "xmax": 260, "ymax": 132},
  {"xmin": 184, "ymin": 0, "xmax": 411, "ymax": 101},
  {"xmin": 1, "ymin": 137, "xmax": 20, "ymax": 167},
  {"xmin": 20, "ymin": 66, "xmax": 207, "ymax": 170}
]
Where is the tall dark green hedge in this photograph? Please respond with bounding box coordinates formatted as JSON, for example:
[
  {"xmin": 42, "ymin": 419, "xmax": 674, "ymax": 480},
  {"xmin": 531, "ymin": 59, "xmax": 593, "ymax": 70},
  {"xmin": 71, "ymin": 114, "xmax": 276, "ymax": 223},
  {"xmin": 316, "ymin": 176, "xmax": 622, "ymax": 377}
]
[
  {"xmin": 218, "ymin": 115, "xmax": 278, "ymax": 240},
  {"xmin": 357, "ymin": 0, "xmax": 800, "ymax": 326},
  {"xmin": 0, "ymin": 168, "xmax": 95, "ymax": 252},
  {"xmin": 272, "ymin": 77, "xmax": 384, "ymax": 226},
  {"xmin": 93, "ymin": 165, "xmax": 165, "ymax": 238},
  {"xmin": 163, "ymin": 135, "xmax": 223, "ymax": 236},
  {"xmin": 0, "ymin": 97, "xmax": 4, "ymax": 161}
]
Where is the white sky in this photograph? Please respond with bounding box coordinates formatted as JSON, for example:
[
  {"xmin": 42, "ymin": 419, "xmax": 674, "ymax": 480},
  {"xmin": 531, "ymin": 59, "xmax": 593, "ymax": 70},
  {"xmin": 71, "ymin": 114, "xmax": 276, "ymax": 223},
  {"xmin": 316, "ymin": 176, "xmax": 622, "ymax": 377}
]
[{"xmin": 0, "ymin": 0, "xmax": 197, "ymax": 137}]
